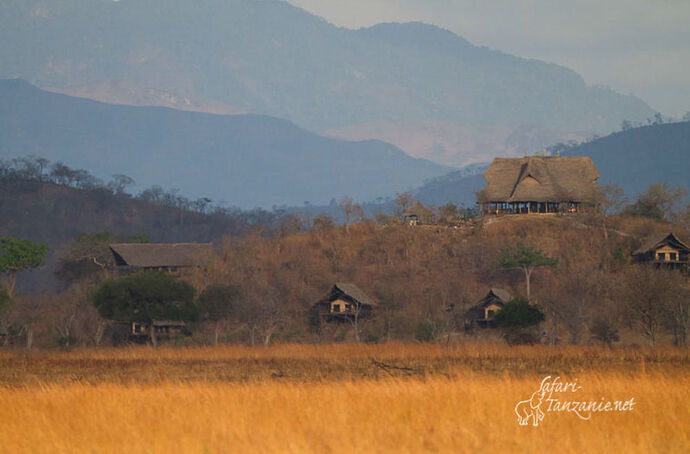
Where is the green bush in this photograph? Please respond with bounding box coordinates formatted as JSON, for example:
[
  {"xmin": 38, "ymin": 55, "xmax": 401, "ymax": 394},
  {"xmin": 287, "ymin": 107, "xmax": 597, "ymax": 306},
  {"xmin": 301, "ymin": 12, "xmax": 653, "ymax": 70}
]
[{"xmin": 494, "ymin": 297, "xmax": 545, "ymax": 345}]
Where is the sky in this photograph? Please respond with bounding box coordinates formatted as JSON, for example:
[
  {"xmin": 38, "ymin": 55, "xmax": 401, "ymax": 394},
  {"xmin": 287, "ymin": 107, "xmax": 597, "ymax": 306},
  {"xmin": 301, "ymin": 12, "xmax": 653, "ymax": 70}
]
[{"xmin": 287, "ymin": 0, "xmax": 690, "ymax": 118}]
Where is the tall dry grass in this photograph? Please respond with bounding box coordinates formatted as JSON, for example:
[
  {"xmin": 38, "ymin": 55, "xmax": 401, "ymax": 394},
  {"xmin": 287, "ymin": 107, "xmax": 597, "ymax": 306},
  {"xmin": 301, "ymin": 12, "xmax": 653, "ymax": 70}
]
[
  {"xmin": 1, "ymin": 343, "xmax": 687, "ymax": 384},
  {"xmin": 0, "ymin": 373, "xmax": 687, "ymax": 453},
  {"xmin": 0, "ymin": 344, "xmax": 687, "ymax": 452}
]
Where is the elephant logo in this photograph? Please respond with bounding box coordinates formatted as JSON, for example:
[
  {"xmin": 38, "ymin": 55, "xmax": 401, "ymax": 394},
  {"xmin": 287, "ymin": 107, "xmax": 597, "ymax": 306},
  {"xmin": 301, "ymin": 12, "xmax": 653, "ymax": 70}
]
[
  {"xmin": 514, "ymin": 389, "xmax": 545, "ymax": 426},
  {"xmin": 514, "ymin": 376, "xmax": 550, "ymax": 426}
]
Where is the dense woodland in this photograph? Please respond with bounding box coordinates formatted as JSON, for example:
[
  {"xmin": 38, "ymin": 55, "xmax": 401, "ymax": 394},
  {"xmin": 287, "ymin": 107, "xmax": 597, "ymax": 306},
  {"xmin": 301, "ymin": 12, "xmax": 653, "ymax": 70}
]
[
  {"xmin": 1, "ymin": 158, "xmax": 689, "ymax": 349},
  {"xmin": 0, "ymin": 157, "xmax": 306, "ymax": 291}
]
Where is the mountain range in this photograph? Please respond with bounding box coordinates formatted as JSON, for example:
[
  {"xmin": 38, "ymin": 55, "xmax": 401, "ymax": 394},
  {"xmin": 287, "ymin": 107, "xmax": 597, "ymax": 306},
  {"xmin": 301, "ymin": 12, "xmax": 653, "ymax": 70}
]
[
  {"xmin": 0, "ymin": 0, "xmax": 655, "ymax": 166},
  {"xmin": 0, "ymin": 79, "xmax": 452, "ymax": 208}
]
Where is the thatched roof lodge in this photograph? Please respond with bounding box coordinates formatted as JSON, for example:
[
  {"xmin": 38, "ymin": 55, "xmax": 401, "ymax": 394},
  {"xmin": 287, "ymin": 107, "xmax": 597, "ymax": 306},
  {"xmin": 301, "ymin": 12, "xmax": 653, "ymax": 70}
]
[
  {"xmin": 402, "ymin": 202, "xmax": 435, "ymax": 226},
  {"xmin": 109, "ymin": 243, "xmax": 212, "ymax": 271},
  {"xmin": 464, "ymin": 288, "xmax": 512, "ymax": 330},
  {"xmin": 633, "ymin": 232, "xmax": 689, "ymax": 273},
  {"xmin": 311, "ymin": 283, "xmax": 377, "ymax": 321},
  {"xmin": 477, "ymin": 156, "xmax": 601, "ymax": 215}
]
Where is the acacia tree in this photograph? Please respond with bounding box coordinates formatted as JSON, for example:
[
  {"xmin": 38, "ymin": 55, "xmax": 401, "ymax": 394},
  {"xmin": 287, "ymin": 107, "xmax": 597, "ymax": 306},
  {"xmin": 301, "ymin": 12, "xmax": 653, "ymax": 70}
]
[
  {"xmin": 107, "ymin": 174, "xmax": 135, "ymax": 195},
  {"xmin": 438, "ymin": 203, "xmax": 459, "ymax": 224},
  {"xmin": 540, "ymin": 264, "xmax": 602, "ymax": 345},
  {"xmin": 597, "ymin": 183, "xmax": 628, "ymax": 240},
  {"xmin": 629, "ymin": 183, "xmax": 687, "ymax": 221},
  {"xmin": 235, "ymin": 288, "xmax": 284, "ymax": 346},
  {"xmin": 0, "ymin": 236, "xmax": 49, "ymax": 297},
  {"xmin": 393, "ymin": 192, "xmax": 415, "ymax": 218},
  {"xmin": 7, "ymin": 293, "xmax": 64, "ymax": 350},
  {"xmin": 493, "ymin": 243, "xmax": 558, "ymax": 301},
  {"xmin": 664, "ymin": 287, "xmax": 690, "ymax": 346},
  {"xmin": 198, "ymin": 283, "xmax": 242, "ymax": 345},
  {"xmin": 622, "ymin": 266, "xmax": 681, "ymax": 346},
  {"xmin": 56, "ymin": 232, "xmax": 148, "ymax": 284},
  {"xmin": 339, "ymin": 196, "xmax": 355, "ymax": 233},
  {"xmin": 91, "ymin": 271, "xmax": 198, "ymax": 347}
]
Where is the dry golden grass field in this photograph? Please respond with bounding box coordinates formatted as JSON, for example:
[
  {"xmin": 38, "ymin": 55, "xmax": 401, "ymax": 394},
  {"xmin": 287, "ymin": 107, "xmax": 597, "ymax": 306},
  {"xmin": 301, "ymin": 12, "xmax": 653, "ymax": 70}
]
[{"xmin": 0, "ymin": 344, "xmax": 688, "ymax": 453}]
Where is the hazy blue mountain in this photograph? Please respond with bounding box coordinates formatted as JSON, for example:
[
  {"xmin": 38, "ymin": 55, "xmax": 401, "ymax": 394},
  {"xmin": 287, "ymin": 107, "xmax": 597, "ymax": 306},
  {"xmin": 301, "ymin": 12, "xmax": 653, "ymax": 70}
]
[
  {"xmin": 411, "ymin": 167, "xmax": 487, "ymax": 208},
  {"xmin": 0, "ymin": 0, "xmax": 653, "ymax": 134},
  {"xmin": 562, "ymin": 122, "xmax": 690, "ymax": 197},
  {"xmin": 0, "ymin": 79, "xmax": 453, "ymax": 208}
]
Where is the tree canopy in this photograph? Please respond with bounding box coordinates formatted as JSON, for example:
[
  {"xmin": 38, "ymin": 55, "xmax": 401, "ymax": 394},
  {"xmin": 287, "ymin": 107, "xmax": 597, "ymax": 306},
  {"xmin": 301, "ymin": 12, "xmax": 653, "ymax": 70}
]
[
  {"xmin": 91, "ymin": 271, "xmax": 198, "ymax": 326},
  {"xmin": 0, "ymin": 236, "xmax": 49, "ymax": 297},
  {"xmin": 494, "ymin": 297, "xmax": 545, "ymax": 328},
  {"xmin": 627, "ymin": 182, "xmax": 687, "ymax": 221},
  {"xmin": 56, "ymin": 231, "xmax": 148, "ymax": 284},
  {"xmin": 494, "ymin": 297, "xmax": 545, "ymax": 344},
  {"xmin": 493, "ymin": 242, "xmax": 558, "ymax": 301}
]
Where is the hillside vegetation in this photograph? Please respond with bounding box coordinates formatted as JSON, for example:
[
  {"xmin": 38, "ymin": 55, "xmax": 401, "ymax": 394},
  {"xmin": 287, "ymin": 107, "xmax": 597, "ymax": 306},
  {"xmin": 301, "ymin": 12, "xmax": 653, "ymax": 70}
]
[
  {"xmin": 4, "ymin": 205, "xmax": 689, "ymax": 348},
  {"xmin": 0, "ymin": 174, "xmax": 266, "ymax": 293}
]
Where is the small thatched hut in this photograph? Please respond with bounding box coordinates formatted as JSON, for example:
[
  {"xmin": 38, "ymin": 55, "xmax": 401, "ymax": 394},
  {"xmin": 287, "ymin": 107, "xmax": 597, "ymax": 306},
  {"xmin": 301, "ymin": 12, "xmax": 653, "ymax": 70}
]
[
  {"xmin": 402, "ymin": 202, "xmax": 435, "ymax": 226},
  {"xmin": 464, "ymin": 288, "xmax": 513, "ymax": 330},
  {"xmin": 310, "ymin": 283, "xmax": 377, "ymax": 322},
  {"xmin": 477, "ymin": 156, "xmax": 601, "ymax": 215},
  {"xmin": 633, "ymin": 232, "xmax": 690, "ymax": 273}
]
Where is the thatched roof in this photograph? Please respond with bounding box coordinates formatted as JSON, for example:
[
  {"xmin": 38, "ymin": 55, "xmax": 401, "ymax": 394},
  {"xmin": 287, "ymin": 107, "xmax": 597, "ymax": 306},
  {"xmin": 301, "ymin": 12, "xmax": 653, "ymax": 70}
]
[
  {"xmin": 110, "ymin": 243, "xmax": 212, "ymax": 268},
  {"xmin": 477, "ymin": 156, "xmax": 600, "ymax": 203},
  {"xmin": 487, "ymin": 288, "xmax": 512, "ymax": 304},
  {"xmin": 329, "ymin": 282, "xmax": 377, "ymax": 307},
  {"xmin": 633, "ymin": 232, "xmax": 690, "ymax": 255},
  {"xmin": 402, "ymin": 202, "xmax": 433, "ymax": 218},
  {"xmin": 464, "ymin": 288, "xmax": 512, "ymax": 320}
]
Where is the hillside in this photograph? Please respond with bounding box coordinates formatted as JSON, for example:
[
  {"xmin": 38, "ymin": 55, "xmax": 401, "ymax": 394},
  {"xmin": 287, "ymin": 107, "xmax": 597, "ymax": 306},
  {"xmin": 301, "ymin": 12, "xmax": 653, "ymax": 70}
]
[
  {"xmin": 0, "ymin": 178, "xmax": 257, "ymax": 293},
  {"xmin": 411, "ymin": 165, "xmax": 488, "ymax": 208},
  {"xmin": 561, "ymin": 121, "xmax": 690, "ymax": 197},
  {"xmin": 45, "ymin": 81, "xmax": 245, "ymax": 116},
  {"xmin": 0, "ymin": 79, "xmax": 453, "ymax": 207},
  {"xmin": 0, "ymin": 0, "xmax": 654, "ymax": 165}
]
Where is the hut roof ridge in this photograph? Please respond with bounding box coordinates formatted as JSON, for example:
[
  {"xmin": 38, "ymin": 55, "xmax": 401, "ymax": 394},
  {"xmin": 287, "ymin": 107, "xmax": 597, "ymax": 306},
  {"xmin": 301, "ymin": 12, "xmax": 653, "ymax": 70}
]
[
  {"xmin": 489, "ymin": 288, "xmax": 513, "ymax": 303},
  {"xmin": 334, "ymin": 282, "xmax": 377, "ymax": 306},
  {"xmin": 633, "ymin": 232, "xmax": 690, "ymax": 255},
  {"xmin": 109, "ymin": 243, "xmax": 212, "ymax": 268}
]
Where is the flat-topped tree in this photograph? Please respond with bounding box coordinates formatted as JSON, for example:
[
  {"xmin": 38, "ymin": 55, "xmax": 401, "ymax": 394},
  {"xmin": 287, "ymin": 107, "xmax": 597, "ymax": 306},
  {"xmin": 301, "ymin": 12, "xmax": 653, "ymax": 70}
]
[
  {"xmin": 0, "ymin": 236, "xmax": 49, "ymax": 297},
  {"xmin": 55, "ymin": 232, "xmax": 148, "ymax": 284},
  {"xmin": 493, "ymin": 243, "xmax": 558, "ymax": 301}
]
